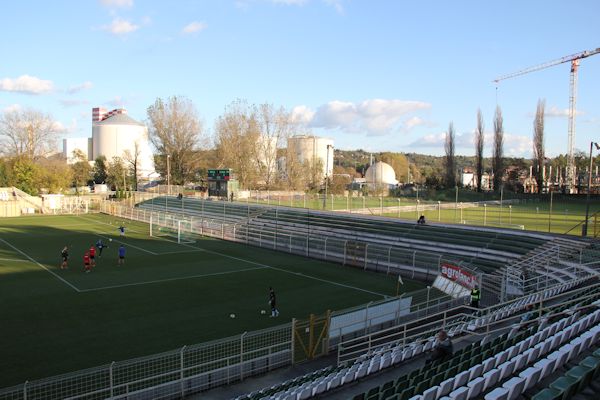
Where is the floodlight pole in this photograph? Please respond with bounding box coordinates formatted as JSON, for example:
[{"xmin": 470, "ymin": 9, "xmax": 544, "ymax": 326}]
[
  {"xmin": 167, "ymin": 154, "xmax": 171, "ymax": 195},
  {"xmin": 583, "ymin": 141, "xmax": 599, "ymax": 236},
  {"xmin": 323, "ymin": 144, "xmax": 333, "ymax": 210}
]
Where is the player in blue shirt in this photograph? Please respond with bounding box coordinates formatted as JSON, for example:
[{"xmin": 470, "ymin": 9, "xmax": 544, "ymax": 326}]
[
  {"xmin": 118, "ymin": 225, "xmax": 125, "ymax": 237},
  {"xmin": 118, "ymin": 244, "xmax": 126, "ymax": 266},
  {"xmin": 95, "ymin": 239, "xmax": 107, "ymax": 258}
]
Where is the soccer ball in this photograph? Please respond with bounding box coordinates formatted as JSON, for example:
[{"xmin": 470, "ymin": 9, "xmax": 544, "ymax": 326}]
[
  {"xmin": 260, "ymin": 310, "xmax": 266, "ymax": 315},
  {"xmin": 229, "ymin": 313, "xmax": 236, "ymax": 319},
  {"xmin": 109, "ymin": 238, "xmax": 113, "ymax": 242}
]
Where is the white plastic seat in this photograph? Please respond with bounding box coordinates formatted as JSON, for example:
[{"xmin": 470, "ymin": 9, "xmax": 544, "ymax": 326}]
[
  {"xmin": 468, "ymin": 364, "xmax": 483, "ymax": 381},
  {"xmin": 519, "ymin": 365, "xmax": 542, "ymax": 390},
  {"xmin": 482, "ymin": 368, "xmax": 501, "ymax": 391},
  {"xmin": 422, "ymin": 386, "xmax": 438, "ymax": 400},
  {"xmin": 297, "ymin": 386, "xmax": 312, "ymax": 400},
  {"xmin": 497, "ymin": 360, "xmax": 516, "ymax": 381},
  {"xmin": 311, "ymin": 380, "xmax": 327, "ymax": 396},
  {"xmin": 437, "ymin": 378, "xmax": 455, "ymax": 398},
  {"xmin": 453, "ymin": 371, "xmax": 470, "ymax": 390},
  {"xmin": 481, "ymin": 358, "xmax": 496, "ymax": 374},
  {"xmin": 502, "ymin": 376, "xmax": 526, "ymax": 400},
  {"xmin": 494, "ymin": 351, "xmax": 508, "ymax": 368},
  {"xmin": 513, "ymin": 353, "xmax": 528, "ymax": 373},
  {"xmin": 535, "ymin": 357, "xmax": 557, "ymax": 379},
  {"xmin": 380, "ymin": 354, "xmax": 392, "ymax": 370},
  {"xmin": 467, "ymin": 376, "xmax": 485, "ymax": 399},
  {"xmin": 484, "ymin": 387, "xmax": 509, "ymax": 400},
  {"xmin": 326, "ymin": 374, "xmax": 341, "ymax": 390}
]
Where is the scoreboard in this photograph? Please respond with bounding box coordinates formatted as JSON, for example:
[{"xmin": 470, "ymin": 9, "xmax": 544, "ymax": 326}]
[{"xmin": 207, "ymin": 169, "xmax": 231, "ymax": 181}]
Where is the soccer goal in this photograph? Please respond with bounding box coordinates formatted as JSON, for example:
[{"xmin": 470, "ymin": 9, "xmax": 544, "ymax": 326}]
[{"xmin": 149, "ymin": 215, "xmax": 196, "ymax": 244}]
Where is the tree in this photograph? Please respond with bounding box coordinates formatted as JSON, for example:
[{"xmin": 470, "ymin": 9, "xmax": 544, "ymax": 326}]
[
  {"xmin": 123, "ymin": 141, "xmax": 142, "ymax": 190},
  {"xmin": 93, "ymin": 156, "xmax": 108, "ymax": 184},
  {"xmin": 38, "ymin": 157, "xmax": 72, "ymax": 194},
  {"xmin": 147, "ymin": 96, "xmax": 205, "ymax": 185},
  {"xmin": 71, "ymin": 149, "xmax": 92, "ymax": 192},
  {"xmin": 0, "ymin": 108, "xmax": 61, "ymax": 159},
  {"xmin": 214, "ymin": 100, "xmax": 261, "ymax": 188},
  {"xmin": 444, "ymin": 122, "xmax": 456, "ymax": 188},
  {"xmin": 493, "ymin": 106, "xmax": 504, "ymax": 192},
  {"xmin": 12, "ymin": 157, "xmax": 41, "ymax": 195},
  {"xmin": 533, "ymin": 99, "xmax": 545, "ymax": 193},
  {"xmin": 255, "ymin": 104, "xmax": 291, "ymax": 188},
  {"xmin": 380, "ymin": 152, "xmax": 410, "ymax": 183},
  {"xmin": 329, "ymin": 165, "xmax": 353, "ymax": 194},
  {"xmin": 475, "ymin": 109, "xmax": 485, "ymax": 192},
  {"xmin": 106, "ymin": 156, "xmax": 127, "ymax": 190}
]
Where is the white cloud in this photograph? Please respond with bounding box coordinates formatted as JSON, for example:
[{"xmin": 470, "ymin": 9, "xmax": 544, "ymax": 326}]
[
  {"xmin": 296, "ymin": 99, "xmax": 431, "ymax": 136},
  {"xmin": 66, "ymin": 81, "xmax": 93, "ymax": 94},
  {"xmin": 503, "ymin": 134, "xmax": 533, "ymax": 157},
  {"xmin": 182, "ymin": 21, "xmax": 208, "ymax": 34},
  {"xmin": 545, "ymin": 106, "xmax": 584, "ymax": 118},
  {"xmin": 101, "ymin": 18, "xmax": 139, "ymax": 35},
  {"xmin": 0, "ymin": 75, "xmax": 54, "ymax": 94},
  {"xmin": 324, "ymin": 0, "xmax": 344, "ymax": 13},
  {"xmin": 3, "ymin": 104, "xmax": 22, "ymax": 113},
  {"xmin": 271, "ymin": 0, "xmax": 308, "ymax": 5},
  {"xmin": 107, "ymin": 96, "xmax": 126, "ymax": 107},
  {"xmin": 99, "ymin": 0, "xmax": 133, "ymax": 8},
  {"xmin": 404, "ymin": 116, "xmax": 426, "ymax": 131},
  {"xmin": 291, "ymin": 105, "xmax": 315, "ymax": 125},
  {"xmin": 59, "ymin": 99, "xmax": 90, "ymax": 107}
]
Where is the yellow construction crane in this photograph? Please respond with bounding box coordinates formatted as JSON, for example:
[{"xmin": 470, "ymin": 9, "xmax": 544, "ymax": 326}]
[{"xmin": 494, "ymin": 47, "xmax": 600, "ymax": 192}]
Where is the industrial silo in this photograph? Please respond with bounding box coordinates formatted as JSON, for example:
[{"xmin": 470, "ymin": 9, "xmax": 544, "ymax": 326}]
[
  {"xmin": 287, "ymin": 135, "xmax": 334, "ymax": 179},
  {"xmin": 91, "ymin": 108, "xmax": 155, "ymax": 177}
]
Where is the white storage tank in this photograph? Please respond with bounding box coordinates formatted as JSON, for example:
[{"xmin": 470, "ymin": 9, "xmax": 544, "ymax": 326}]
[
  {"xmin": 287, "ymin": 135, "xmax": 334, "ymax": 178},
  {"xmin": 91, "ymin": 111, "xmax": 154, "ymax": 176}
]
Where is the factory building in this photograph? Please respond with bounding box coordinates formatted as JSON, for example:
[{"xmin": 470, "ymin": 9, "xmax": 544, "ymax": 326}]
[
  {"xmin": 62, "ymin": 107, "xmax": 155, "ymax": 177},
  {"xmin": 287, "ymin": 135, "xmax": 334, "ymax": 179}
]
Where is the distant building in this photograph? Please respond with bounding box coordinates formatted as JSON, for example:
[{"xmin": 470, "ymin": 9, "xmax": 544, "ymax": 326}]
[
  {"xmin": 62, "ymin": 137, "xmax": 92, "ymax": 164},
  {"xmin": 287, "ymin": 135, "xmax": 334, "ymax": 179},
  {"xmin": 62, "ymin": 107, "xmax": 156, "ymax": 178},
  {"xmin": 461, "ymin": 168, "xmax": 490, "ymax": 190}
]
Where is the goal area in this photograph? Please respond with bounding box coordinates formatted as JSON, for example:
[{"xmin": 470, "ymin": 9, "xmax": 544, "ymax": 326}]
[{"xmin": 149, "ymin": 215, "xmax": 196, "ymax": 244}]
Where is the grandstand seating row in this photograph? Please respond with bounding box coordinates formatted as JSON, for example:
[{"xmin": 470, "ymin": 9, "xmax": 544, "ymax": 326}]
[
  {"xmin": 136, "ymin": 197, "xmax": 556, "ymax": 274},
  {"xmin": 233, "ymin": 279, "xmax": 596, "ymax": 400}
]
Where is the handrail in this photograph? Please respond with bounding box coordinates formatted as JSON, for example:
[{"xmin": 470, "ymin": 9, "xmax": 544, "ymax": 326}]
[{"xmin": 563, "ymin": 210, "xmax": 600, "ymax": 236}]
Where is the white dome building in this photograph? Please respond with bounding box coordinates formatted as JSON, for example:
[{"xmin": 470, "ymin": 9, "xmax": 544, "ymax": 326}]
[{"xmin": 365, "ymin": 161, "xmax": 398, "ymax": 188}]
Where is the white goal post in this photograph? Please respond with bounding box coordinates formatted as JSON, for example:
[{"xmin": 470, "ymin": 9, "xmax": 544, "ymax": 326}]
[{"xmin": 149, "ymin": 215, "xmax": 196, "ymax": 244}]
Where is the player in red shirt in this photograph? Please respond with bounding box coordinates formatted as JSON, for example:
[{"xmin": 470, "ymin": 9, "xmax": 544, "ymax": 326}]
[
  {"xmin": 89, "ymin": 245, "xmax": 96, "ymax": 267},
  {"xmin": 83, "ymin": 251, "xmax": 91, "ymax": 273}
]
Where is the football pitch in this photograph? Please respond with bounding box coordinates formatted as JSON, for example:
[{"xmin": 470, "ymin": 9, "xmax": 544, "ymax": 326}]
[{"xmin": 0, "ymin": 213, "xmax": 425, "ymax": 388}]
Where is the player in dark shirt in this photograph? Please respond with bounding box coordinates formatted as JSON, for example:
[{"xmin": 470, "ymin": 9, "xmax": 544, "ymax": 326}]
[
  {"xmin": 96, "ymin": 239, "xmax": 107, "ymax": 257},
  {"xmin": 269, "ymin": 287, "xmax": 279, "ymax": 317},
  {"xmin": 60, "ymin": 246, "xmax": 69, "ymax": 269}
]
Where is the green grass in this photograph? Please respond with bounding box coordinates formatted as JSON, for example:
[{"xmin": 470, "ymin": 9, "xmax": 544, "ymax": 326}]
[
  {"xmin": 0, "ymin": 214, "xmax": 425, "ymax": 388},
  {"xmin": 384, "ymin": 201, "xmax": 600, "ymax": 235}
]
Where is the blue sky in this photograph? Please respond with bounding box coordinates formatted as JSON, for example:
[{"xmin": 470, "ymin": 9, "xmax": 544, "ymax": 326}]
[{"xmin": 1, "ymin": 0, "xmax": 599, "ymax": 157}]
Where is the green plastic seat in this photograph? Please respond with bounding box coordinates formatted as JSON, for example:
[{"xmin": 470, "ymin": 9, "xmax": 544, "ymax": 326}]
[
  {"xmin": 531, "ymin": 387, "xmax": 561, "ymax": 400},
  {"xmin": 549, "ymin": 376, "xmax": 578, "ymax": 400},
  {"xmin": 353, "ymin": 393, "xmax": 366, "ymax": 400},
  {"xmin": 580, "ymin": 355, "xmax": 600, "ymax": 379},
  {"xmin": 366, "ymin": 386, "xmax": 379, "ymax": 399},
  {"xmin": 565, "ymin": 364, "xmax": 594, "ymax": 393},
  {"xmin": 398, "ymin": 387, "xmax": 415, "ymax": 400},
  {"xmin": 381, "ymin": 380, "xmax": 394, "ymax": 392},
  {"xmin": 395, "ymin": 379, "xmax": 409, "ymax": 393}
]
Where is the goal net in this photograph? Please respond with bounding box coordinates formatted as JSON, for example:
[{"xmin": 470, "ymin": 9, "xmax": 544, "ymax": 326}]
[{"xmin": 149, "ymin": 215, "xmax": 196, "ymax": 244}]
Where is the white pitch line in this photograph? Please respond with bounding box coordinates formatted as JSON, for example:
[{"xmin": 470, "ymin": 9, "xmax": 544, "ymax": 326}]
[
  {"xmin": 0, "ymin": 238, "xmax": 81, "ymax": 292},
  {"xmin": 171, "ymin": 241, "xmax": 388, "ymax": 298},
  {"xmin": 0, "ymin": 257, "xmax": 33, "ymax": 263},
  {"xmin": 79, "ymin": 266, "xmax": 268, "ymax": 292}
]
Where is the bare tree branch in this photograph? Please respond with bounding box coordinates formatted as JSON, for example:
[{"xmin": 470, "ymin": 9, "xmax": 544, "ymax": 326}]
[
  {"xmin": 0, "ymin": 108, "xmax": 61, "ymax": 159},
  {"xmin": 493, "ymin": 106, "xmax": 504, "ymax": 192},
  {"xmin": 444, "ymin": 122, "xmax": 456, "ymax": 187}
]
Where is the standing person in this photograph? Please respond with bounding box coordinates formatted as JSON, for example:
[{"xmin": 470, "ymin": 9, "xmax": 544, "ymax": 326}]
[
  {"xmin": 268, "ymin": 287, "xmax": 279, "ymax": 317},
  {"xmin": 118, "ymin": 225, "xmax": 125, "ymax": 238},
  {"xmin": 83, "ymin": 251, "xmax": 91, "ymax": 273},
  {"xmin": 89, "ymin": 245, "xmax": 96, "ymax": 267},
  {"xmin": 471, "ymin": 286, "xmax": 481, "ymax": 308},
  {"xmin": 95, "ymin": 239, "xmax": 107, "ymax": 258},
  {"xmin": 429, "ymin": 330, "xmax": 453, "ymax": 361},
  {"xmin": 60, "ymin": 245, "xmax": 69, "ymax": 269},
  {"xmin": 117, "ymin": 244, "xmax": 126, "ymax": 266}
]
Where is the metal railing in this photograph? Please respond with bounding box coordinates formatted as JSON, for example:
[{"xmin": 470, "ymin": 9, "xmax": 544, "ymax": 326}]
[{"xmin": 0, "ymin": 325, "xmax": 292, "ymax": 400}]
